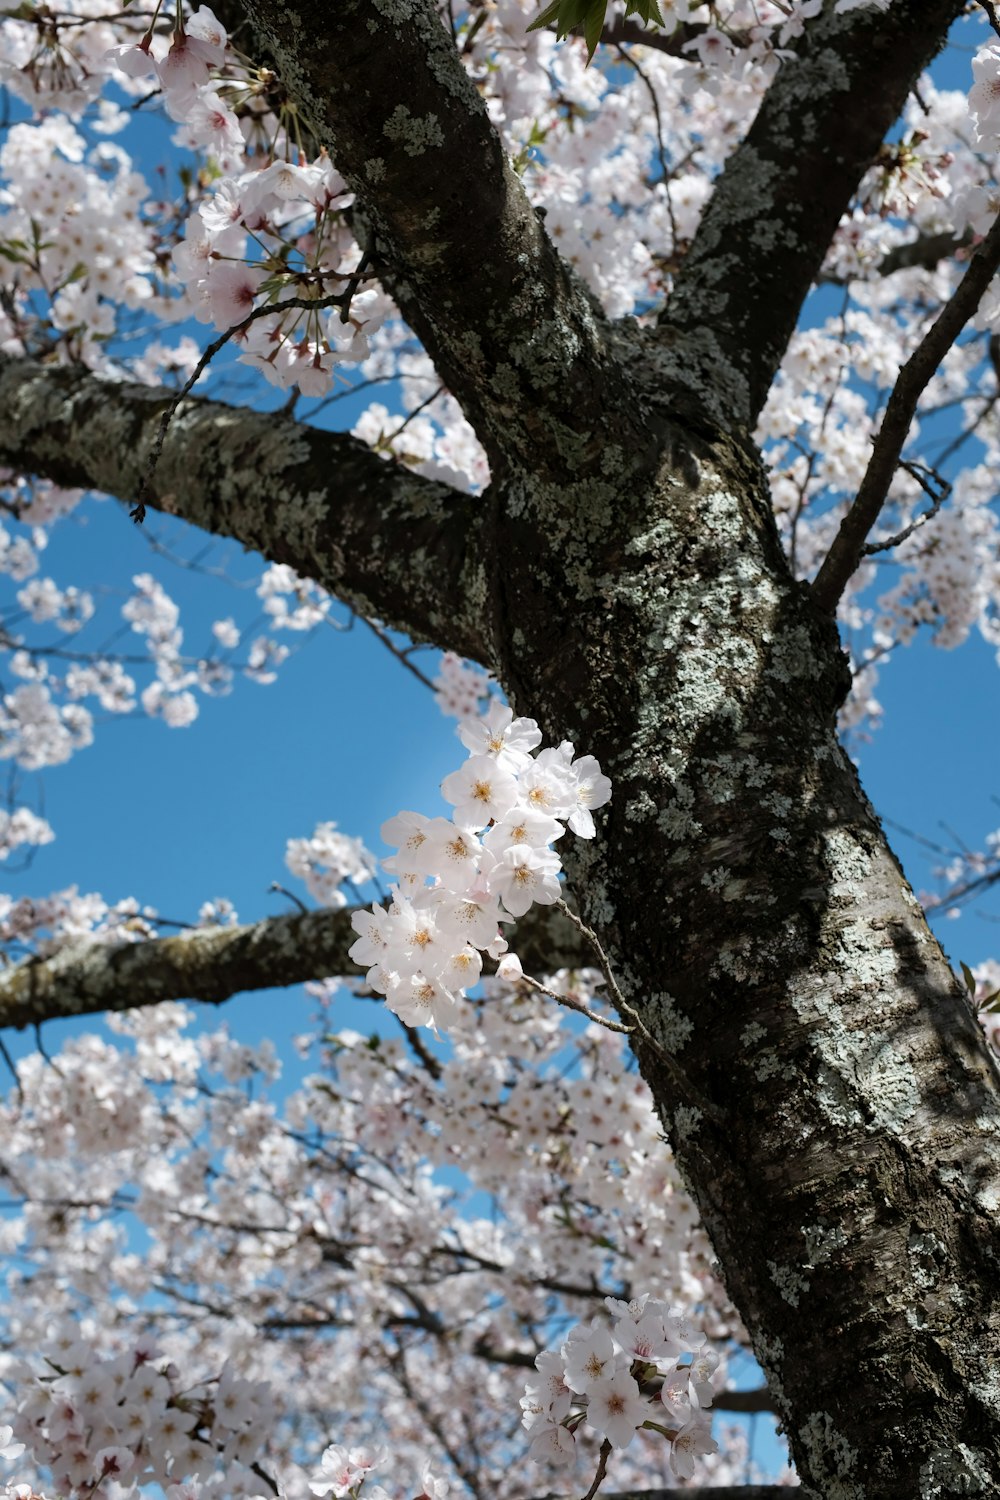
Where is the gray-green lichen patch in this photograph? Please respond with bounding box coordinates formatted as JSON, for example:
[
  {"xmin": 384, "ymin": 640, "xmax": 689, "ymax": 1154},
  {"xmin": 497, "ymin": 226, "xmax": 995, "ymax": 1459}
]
[
  {"xmin": 370, "ymin": 0, "xmax": 419, "ymax": 22},
  {"xmin": 768, "ymin": 1258, "xmax": 810, "ymax": 1308},
  {"xmin": 673, "ymin": 1104, "xmax": 702, "ymax": 1140},
  {"xmin": 797, "ymin": 1412, "xmax": 861, "ymax": 1500},
  {"xmin": 919, "ymin": 1443, "xmax": 992, "ymax": 1496},
  {"xmin": 648, "ymin": 992, "xmax": 694, "ymax": 1053},
  {"xmin": 754, "ymin": 1050, "xmax": 794, "ymax": 1084},
  {"xmin": 382, "ymin": 104, "xmax": 444, "ymax": 156},
  {"xmin": 625, "ymin": 790, "xmax": 657, "ymax": 822},
  {"xmin": 823, "ymin": 826, "xmax": 872, "ymax": 888},
  {"xmin": 801, "ymin": 1221, "xmax": 847, "ymax": 1268},
  {"xmin": 907, "ymin": 1229, "xmax": 946, "ymax": 1291}
]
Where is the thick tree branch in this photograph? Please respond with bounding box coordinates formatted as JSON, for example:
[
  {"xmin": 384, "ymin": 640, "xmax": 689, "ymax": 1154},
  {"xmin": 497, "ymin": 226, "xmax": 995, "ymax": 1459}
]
[
  {"xmin": 818, "ymin": 229, "xmax": 976, "ymax": 285},
  {"xmin": 657, "ymin": 0, "xmax": 966, "ymax": 425},
  {"xmin": 239, "ymin": 0, "xmax": 645, "ymax": 479},
  {"xmin": 811, "ymin": 210, "xmax": 1000, "ymax": 613},
  {"xmin": 0, "ymin": 902, "xmax": 590, "ymax": 1029},
  {"xmin": 598, "ymin": 14, "xmax": 717, "ymax": 56},
  {"xmin": 875, "ymin": 229, "xmax": 974, "ymax": 279},
  {"xmin": 0, "ymin": 353, "xmax": 491, "ymax": 663}
]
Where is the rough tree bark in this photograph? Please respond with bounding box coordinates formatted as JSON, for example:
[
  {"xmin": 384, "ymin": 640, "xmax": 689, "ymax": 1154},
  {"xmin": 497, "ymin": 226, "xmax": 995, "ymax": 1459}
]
[{"xmin": 2, "ymin": 0, "xmax": 1000, "ymax": 1494}]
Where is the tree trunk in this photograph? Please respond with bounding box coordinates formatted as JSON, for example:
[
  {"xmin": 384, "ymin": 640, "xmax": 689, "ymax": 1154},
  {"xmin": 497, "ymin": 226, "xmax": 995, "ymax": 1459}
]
[{"xmin": 492, "ymin": 408, "xmax": 1000, "ymax": 1495}]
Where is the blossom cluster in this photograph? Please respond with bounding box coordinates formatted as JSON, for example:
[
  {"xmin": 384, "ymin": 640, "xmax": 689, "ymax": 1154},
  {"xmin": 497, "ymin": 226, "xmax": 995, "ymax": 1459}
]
[
  {"xmin": 285, "ymin": 822, "xmax": 378, "ymax": 909},
  {"xmin": 521, "ymin": 1295, "xmax": 719, "ymax": 1480},
  {"xmin": 348, "ymin": 703, "xmax": 611, "ymax": 1031},
  {"xmin": 309, "ymin": 1444, "xmax": 447, "ymax": 1500},
  {"xmin": 0, "ymin": 991, "xmax": 751, "ymax": 1494},
  {"xmin": 107, "ymin": 5, "xmax": 392, "ymax": 395},
  {"xmin": 2, "ymin": 1332, "xmax": 278, "ymax": 1500},
  {"xmin": 431, "ymin": 653, "xmax": 492, "ymax": 720}
]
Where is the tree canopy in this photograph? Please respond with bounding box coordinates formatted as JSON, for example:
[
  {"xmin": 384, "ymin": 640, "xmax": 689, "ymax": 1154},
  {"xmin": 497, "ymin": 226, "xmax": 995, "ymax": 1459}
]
[{"xmin": 2, "ymin": 0, "xmax": 1000, "ymax": 1495}]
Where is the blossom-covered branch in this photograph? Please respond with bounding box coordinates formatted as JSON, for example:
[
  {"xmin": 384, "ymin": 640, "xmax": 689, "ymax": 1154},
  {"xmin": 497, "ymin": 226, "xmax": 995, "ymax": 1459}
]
[
  {"xmin": 239, "ymin": 0, "xmax": 638, "ymax": 478},
  {"xmin": 0, "ymin": 899, "xmax": 593, "ymax": 1029},
  {"xmin": 659, "ymin": 0, "xmax": 967, "ymax": 423}
]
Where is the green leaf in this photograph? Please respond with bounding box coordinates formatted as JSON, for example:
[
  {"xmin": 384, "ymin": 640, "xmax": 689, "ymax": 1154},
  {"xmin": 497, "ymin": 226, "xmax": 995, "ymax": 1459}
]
[
  {"xmin": 582, "ymin": 0, "xmax": 605, "ymax": 60},
  {"xmin": 961, "ymin": 961, "xmax": 977, "ymax": 997},
  {"xmin": 526, "ymin": 0, "xmax": 564, "ymax": 34},
  {"xmin": 527, "ymin": 0, "xmax": 599, "ymax": 41},
  {"xmin": 625, "ymin": 0, "xmax": 664, "ymax": 20}
]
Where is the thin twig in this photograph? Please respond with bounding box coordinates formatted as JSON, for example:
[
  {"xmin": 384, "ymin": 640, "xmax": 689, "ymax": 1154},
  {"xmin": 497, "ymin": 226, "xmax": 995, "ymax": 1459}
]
[
  {"xmin": 977, "ymin": 0, "xmax": 1000, "ymax": 38},
  {"xmin": 553, "ymin": 900, "xmax": 724, "ymax": 1125},
  {"xmin": 386, "ymin": 382, "xmax": 446, "ymax": 443},
  {"xmin": 555, "ymin": 898, "xmax": 628, "ymax": 1009},
  {"xmin": 130, "ymin": 255, "xmax": 372, "ymax": 522},
  {"xmin": 268, "ymin": 882, "xmax": 309, "ymax": 915},
  {"xmin": 360, "ymin": 616, "xmax": 438, "ymax": 692},
  {"xmin": 811, "ymin": 210, "xmax": 1000, "ymax": 613},
  {"xmin": 861, "ymin": 460, "xmax": 951, "ymax": 556},
  {"xmin": 0, "ymin": 1034, "xmax": 21, "ymax": 1105},
  {"xmin": 517, "ymin": 970, "xmax": 634, "ymax": 1035},
  {"xmin": 397, "ymin": 1019, "xmax": 444, "ymax": 1078},
  {"xmin": 32, "ymin": 1021, "xmax": 63, "ymax": 1077},
  {"xmin": 580, "ymin": 1438, "xmax": 613, "ymax": 1500}
]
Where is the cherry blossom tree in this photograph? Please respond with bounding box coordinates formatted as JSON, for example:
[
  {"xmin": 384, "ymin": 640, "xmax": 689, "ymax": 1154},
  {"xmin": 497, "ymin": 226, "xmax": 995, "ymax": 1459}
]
[{"xmin": 2, "ymin": 0, "xmax": 1000, "ymax": 1494}]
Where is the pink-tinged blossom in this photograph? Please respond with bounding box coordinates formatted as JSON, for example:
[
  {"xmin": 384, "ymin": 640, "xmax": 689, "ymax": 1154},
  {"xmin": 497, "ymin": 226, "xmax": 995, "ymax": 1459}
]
[
  {"xmin": 418, "ymin": 818, "xmax": 482, "ymax": 892},
  {"xmin": 612, "ymin": 1308, "xmax": 677, "ymax": 1362},
  {"xmin": 108, "ymin": 40, "xmax": 157, "ymax": 78},
  {"xmin": 156, "ymin": 34, "xmax": 212, "ymax": 114},
  {"xmin": 0, "ymin": 1426, "xmax": 24, "ymax": 1461},
  {"xmin": 200, "ymin": 179, "xmax": 248, "ymax": 240},
  {"xmin": 970, "ymin": 45, "xmax": 1000, "ymax": 148},
  {"xmin": 381, "ymin": 810, "xmax": 430, "ymax": 871},
  {"xmin": 670, "ymin": 1416, "xmax": 719, "ymax": 1479},
  {"xmin": 94, "ymin": 1445, "xmax": 134, "ymax": 1479},
  {"xmin": 565, "ymin": 752, "xmax": 612, "ymax": 838},
  {"xmin": 186, "ymin": 91, "xmax": 244, "ymax": 157},
  {"xmin": 439, "ymin": 943, "xmax": 483, "ymax": 992},
  {"xmin": 434, "ymin": 890, "xmax": 503, "ymax": 949},
  {"xmin": 496, "ymin": 951, "xmax": 523, "ymax": 981},
  {"xmin": 688, "ymin": 1346, "xmax": 721, "ymax": 1406},
  {"xmin": 414, "ymin": 1465, "xmax": 449, "ymax": 1500},
  {"xmin": 659, "ymin": 1362, "xmax": 694, "ymax": 1425},
  {"xmin": 526, "ymin": 1350, "xmax": 573, "ymax": 1421},
  {"xmin": 585, "ymin": 1369, "xmax": 648, "ymax": 1450},
  {"xmin": 291, "ymin": 342, "xmax": 338, "ymax": 397},
  {"xmin": 203, "ymin": 261, "xmax": 265, "ymax": 329},
  {"xmin": 604, "ymin": 1293, "xmax": 650, "ymax": 1321},
  {"xmin": 384, "ymin": 893, "xmax": 447, "ymax": 973},
  {"xmin": 384, "ymin": 972, "xmax": 459, "ymax": 1032},
  {"xmin": 242, "ymin": 158, "xmax": 327, "ymax": 213},
  {"xmin": 561, "ymin": 1320, "xmax": 617, "ymax": 1393},
  {"xmin": 518, "ymin": 752, "xmax": 577, "ymax": 819},
  {"xmin": 433, "ymin": 653, "xmax": 491, "ymax": 718},
  {"xmin": 185, "ymin": 6, "xmax": 228, "ymax": 64},
  {"xmin": 309, "ymin": 1443, "xmax": 386, "ymax": 1497},
  {"xmin": 528, "ymin": 1421, "xmax": 576, "ymax": 1466}
]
